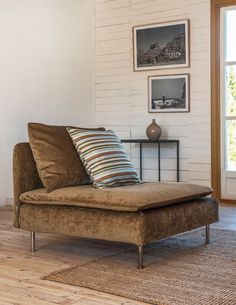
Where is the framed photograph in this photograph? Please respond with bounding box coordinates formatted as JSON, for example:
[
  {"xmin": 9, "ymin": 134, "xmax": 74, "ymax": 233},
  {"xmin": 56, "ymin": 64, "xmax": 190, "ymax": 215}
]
[
  {"xmin": 148, "ymin": 74, "xmax": 190, "ymax": 113},
  {"xmin": 133, "ymin": 20, "xmax": 189, "ymax": 71}
]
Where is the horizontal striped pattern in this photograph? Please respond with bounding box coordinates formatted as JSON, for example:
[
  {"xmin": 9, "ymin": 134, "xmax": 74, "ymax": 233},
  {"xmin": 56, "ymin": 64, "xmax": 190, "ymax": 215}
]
[{"xmin": 67, "ymin": 128, "xmax": 140, "ymax": 188}]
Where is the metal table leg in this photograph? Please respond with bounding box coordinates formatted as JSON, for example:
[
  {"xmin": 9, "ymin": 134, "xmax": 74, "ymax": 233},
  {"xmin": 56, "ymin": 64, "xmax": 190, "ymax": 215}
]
[
  {"xmin": 158, "ymin": 142, "xmax": 161, "ymax": 181},
  {"xmin": 177, "ymin": 141, "xmax": 180, "ymax": 182},
  {"xmin": 140, "ymin": 142, "xmax": 143, "ymax": 180}
]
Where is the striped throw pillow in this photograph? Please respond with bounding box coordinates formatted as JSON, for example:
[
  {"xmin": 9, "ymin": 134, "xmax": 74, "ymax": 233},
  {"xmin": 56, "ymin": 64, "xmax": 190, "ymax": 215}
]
[{"xmin": 67, "ymin": 128, "xmax": 141, "ymax": 188}]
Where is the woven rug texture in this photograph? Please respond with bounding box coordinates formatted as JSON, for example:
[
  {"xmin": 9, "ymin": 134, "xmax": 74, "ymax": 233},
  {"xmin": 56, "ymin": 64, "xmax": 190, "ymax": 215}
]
[{"xmin": 44, "ymin": 229, "xmax": 236, "ymax": 305}]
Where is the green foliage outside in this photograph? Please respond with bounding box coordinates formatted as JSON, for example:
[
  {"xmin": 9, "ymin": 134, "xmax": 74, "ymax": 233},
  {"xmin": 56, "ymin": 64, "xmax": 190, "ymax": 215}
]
[{"xmin": 226, "ymin": 66, "xmax": 236, "ymax": 169}]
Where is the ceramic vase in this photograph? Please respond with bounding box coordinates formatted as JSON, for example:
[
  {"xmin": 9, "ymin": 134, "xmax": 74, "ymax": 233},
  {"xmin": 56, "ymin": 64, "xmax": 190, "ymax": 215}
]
[{"xmin": 146, "ymin": 119, "xmax": 161, "ymax": 140}]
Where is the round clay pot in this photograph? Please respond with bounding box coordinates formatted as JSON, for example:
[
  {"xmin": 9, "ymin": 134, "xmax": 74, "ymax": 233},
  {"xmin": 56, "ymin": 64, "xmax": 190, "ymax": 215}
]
[{"xmin": 146, "ymin": 119, "xmax": 161, "ymax": 140}]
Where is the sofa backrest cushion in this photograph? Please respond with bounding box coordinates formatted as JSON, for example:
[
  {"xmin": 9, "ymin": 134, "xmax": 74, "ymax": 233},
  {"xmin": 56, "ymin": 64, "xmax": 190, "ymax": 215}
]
[
  {"xmin": 28, "ymin": 122, "xmax": 104, "ymax": 192},
  {"xmin": 67, "ymin": 128, "xmax": 141, "ymax": 188}
]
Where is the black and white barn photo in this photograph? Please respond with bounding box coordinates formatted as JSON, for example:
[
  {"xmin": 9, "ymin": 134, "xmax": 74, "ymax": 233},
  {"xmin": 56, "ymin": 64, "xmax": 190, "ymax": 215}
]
[
  {"xmin": 133, "ymin": 20, "xmax": 189, "ymax": 71},
  {"xmin": 148, "ymin": 74, "xmax": 190, "ymax": 113}
]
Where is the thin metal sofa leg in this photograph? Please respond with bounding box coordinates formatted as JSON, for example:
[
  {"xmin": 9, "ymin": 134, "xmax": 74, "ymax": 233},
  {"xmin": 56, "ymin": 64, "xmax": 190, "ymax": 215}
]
[
  {"xmin": 138, "ymin": 245, "xmax": 144, "ymax": 269},
  {"xmin": 206, "ymin": 225, "xmax": 210, "ymax": 244},
  {"xmin": 30, "ymin": 232, "xmax": 36, "ymax": 253}
]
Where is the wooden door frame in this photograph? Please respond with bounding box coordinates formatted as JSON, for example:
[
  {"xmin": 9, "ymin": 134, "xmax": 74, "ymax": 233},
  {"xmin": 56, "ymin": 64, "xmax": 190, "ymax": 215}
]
[{"xmin": 211, "ymin": 0, "xmax": 236, "ymax": 202}]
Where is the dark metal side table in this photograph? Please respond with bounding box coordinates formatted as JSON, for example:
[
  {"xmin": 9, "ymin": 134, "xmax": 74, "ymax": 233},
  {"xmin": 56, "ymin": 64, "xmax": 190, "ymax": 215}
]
[{"xmin": 121, "ymin": 139, "xmax": 180, "ymax": 182}]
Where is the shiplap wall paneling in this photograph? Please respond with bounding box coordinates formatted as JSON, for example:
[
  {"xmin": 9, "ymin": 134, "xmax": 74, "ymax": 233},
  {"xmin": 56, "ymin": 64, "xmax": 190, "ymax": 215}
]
[{"xmin": 94, "ymin": 0, "xmax": 211, "ymax": 186}]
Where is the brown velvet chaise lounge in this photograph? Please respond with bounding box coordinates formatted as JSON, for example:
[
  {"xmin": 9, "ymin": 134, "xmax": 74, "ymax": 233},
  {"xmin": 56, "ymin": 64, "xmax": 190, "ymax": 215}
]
[{"xmin": 13, "ymin": 143, "xmax": 219, "ymax": 269}]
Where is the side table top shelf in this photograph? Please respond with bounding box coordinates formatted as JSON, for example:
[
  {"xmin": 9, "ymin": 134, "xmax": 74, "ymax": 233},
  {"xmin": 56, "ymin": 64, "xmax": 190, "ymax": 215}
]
[{"xmin": 121, "ymin": 139, "xmax": 179, "ymax": 143}]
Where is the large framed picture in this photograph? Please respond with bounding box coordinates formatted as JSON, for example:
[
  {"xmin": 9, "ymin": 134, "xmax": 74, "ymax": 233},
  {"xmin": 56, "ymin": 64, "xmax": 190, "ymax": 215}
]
[
  {"xmin": 133, "ymin": 20, "xmax": 189, "ymax": 71},
  {"xmin": 148, "ymin": 74, "xmax": 190, "ymax": 113}
]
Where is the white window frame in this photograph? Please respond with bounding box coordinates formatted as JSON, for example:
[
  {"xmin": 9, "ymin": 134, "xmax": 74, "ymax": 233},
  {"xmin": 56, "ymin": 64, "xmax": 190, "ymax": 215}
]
[{"xmin": 220, "ymin": 5, "xmax": 236, "ymax": 199}]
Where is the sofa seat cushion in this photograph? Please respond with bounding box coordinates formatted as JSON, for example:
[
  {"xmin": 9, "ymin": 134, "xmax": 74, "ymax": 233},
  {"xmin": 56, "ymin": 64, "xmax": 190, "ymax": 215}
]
[{"xmin": 19, "ymin": 182, "xmax": 213, "ymax": 212}]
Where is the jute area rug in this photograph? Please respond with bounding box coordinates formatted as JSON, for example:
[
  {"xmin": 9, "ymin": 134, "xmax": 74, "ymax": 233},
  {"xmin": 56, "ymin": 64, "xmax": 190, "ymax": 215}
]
[{"xmin": 44, "ymin": 229, "xmax": 236, "ymax": 305}]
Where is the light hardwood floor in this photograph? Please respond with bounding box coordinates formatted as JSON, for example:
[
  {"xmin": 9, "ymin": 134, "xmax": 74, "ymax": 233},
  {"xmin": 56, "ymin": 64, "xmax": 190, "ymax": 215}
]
[{"xmin": 0, "ymin": 205, "xmax": 235, "ymax": 305}]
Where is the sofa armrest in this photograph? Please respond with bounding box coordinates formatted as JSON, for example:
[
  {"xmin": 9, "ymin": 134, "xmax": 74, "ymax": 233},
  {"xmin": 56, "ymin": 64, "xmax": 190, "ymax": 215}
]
[{"xmin": 13, "ymin": 143, "xmax": 43, "ymax": 227}]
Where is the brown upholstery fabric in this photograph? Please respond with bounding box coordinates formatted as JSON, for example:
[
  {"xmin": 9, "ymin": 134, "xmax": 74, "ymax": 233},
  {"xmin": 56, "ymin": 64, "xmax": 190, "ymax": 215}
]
[
  {"xmin": 13, "ymin": 143, "xmax": 43, "ymax": 227},
  {"xmin": 28, "ymin": 123, "xmax": 104, "ymax": 192},
  {"xmin": 20, "ymin": 182, "xmax": 213, "ymax": 212},
  {"xmin": 19, "ymin": 204, "xmax": 143, "ymax": 244},
  {"xmin": 142, "ymin": 197, "xmax": 219, "ymax": 244},
  {"xmin": 19, "ymin": 197, "xmax": 219, "ymax": 245},
  {"xmin": 13, "ymin": 141, "xmax": 218, "ymax": 249}
]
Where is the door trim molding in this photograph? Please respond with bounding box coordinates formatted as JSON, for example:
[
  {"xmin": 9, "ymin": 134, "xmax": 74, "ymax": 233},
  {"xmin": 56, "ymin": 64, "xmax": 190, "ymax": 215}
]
[{"xmin": 211, "ymin": 0, "xmax": 236, "ymax": 201}]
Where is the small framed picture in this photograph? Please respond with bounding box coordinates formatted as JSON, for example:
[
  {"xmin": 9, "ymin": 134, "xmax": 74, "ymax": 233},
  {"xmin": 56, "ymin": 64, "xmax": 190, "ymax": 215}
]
[
  {"xmin": 148, "ymin": 74, "xmax": 190, "ymax": 113},
  {"xmin": 133, "ymin": 20, "xmax": 190, "ymax": 71}
]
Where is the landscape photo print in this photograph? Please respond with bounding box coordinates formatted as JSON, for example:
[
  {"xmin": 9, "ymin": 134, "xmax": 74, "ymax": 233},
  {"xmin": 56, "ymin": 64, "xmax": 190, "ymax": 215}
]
[
  {"xmin": 148, "ymin": 74, "xmax": 190, "ymax": 113},
  {"xmin": 133, "ymin": 20, "xmax": 189, "ymax": 71}
]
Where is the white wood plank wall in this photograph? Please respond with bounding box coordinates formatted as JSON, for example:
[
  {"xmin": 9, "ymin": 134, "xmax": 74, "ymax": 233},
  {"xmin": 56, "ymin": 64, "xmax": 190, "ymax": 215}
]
[{"xmin": 94, "ymin": 0, "xmax": 211, "ymax": 185}]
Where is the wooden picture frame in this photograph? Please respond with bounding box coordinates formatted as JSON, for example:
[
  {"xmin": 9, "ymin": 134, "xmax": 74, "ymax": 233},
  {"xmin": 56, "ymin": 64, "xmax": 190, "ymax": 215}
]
[
  {"xmin": 148, "ymin": 74, "xmax": 190, "ymax": 113},
  {"xmin": 133, "ymin": 19, "xmax": 190, "ymax": 71}
]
